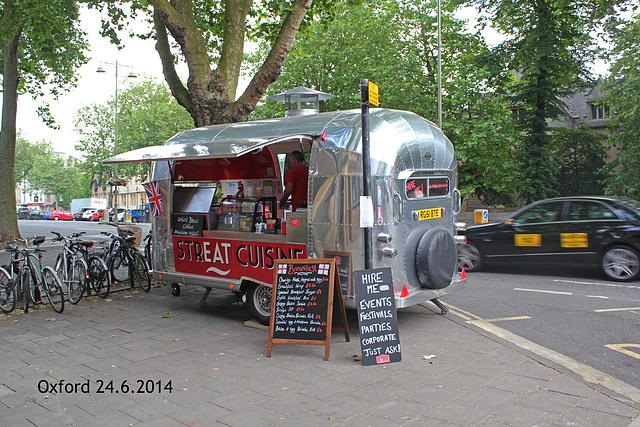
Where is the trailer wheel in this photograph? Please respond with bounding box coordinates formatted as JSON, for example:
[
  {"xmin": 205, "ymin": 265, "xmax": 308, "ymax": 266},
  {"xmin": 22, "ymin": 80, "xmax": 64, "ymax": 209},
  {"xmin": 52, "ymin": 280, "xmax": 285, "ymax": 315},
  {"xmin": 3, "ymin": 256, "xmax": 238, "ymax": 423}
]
[
  {"xmin": 247, "ymin": 283, "xmax": 271, "ymax": 326},
  {"xmin": 171, "ymin": 283, "xmax": 180, "ymax": 296}
]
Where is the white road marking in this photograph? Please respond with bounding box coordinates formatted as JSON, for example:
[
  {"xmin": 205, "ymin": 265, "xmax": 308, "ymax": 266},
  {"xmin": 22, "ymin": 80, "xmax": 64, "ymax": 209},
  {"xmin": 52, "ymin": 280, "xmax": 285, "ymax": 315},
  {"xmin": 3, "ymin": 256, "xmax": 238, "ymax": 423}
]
[
  {"xmin": 554, "ymin": 279, "xmax": 624, "ymax": 287},
  {"xmin": 587, "ymin": 295, "xmax": 609, "ymax": 299},
  {"xmin": 514, "ymin": 288, "xmax": 572, "ymax": 295},
  {"xmin": 554, "ymin": 279, "xmax": 640, "ymax": 290},
  {"xmin": 482, "ymin": 316, "xmax": 531, "ymax": 323},
  {"xmin": 595, "ymin": 307, "xmax": 640, "ymax": 313}
]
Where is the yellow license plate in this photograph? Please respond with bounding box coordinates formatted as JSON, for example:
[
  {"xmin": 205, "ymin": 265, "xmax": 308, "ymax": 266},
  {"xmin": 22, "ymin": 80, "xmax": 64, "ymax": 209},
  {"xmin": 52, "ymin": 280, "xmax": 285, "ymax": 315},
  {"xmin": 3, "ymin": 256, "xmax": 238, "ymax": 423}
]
[
  {"xmin": 418, "ymin": 208, "xmax": 442, "ymax": 220},
  {"xmin": 561, "ymin": 233, "xmax": 588, "ymax": 248},
  {"xmin": 514, "ymin": 234, "xmax": 542, "ymax": 247}
]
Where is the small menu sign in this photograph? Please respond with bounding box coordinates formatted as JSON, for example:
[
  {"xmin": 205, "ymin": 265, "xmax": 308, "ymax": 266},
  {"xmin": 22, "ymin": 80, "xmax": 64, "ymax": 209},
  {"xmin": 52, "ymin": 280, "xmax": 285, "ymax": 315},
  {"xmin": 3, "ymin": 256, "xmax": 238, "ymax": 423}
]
[
  {"xmin": 354, "ymin": 268, "xmax": 401, "ymax": 366},
  {"xmin": 268, "ymin": 259, "xmax": 349, "ymax": 360},
  {"xmin": 172, "ymin": 214, "xmax": 205, "ymax": 237},
  {"xmin": 324, "ymin": 250, "xmax": 353, "ymax": 299}
]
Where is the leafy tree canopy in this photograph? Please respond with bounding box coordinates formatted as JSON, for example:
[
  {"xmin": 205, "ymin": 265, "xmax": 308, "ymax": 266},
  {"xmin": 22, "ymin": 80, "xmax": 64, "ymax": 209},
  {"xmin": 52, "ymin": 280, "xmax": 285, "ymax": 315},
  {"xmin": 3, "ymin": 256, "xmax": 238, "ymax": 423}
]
[
  {"xmin": 87, "ymin": 0, "xmax": 341, "ymax": 126},
  {"xmin": 602, "ymin": 12, "xmax": 640, "ymax": 198},
  {"xmin": 74, "ymin": 77, "xmax": 194, "ymax": 186},
  {"xmin": 15, "ymin": 136, "xmax": 86, "ymax": 208},
  {"xmin": 250, "ymin": 0, "xmax": 521, "ymax": 206},
  {"xmin": 472, "ymin": 0, "xmax": 635, "ymax": 203},
  {"xmin": 0, "ymin": 0, "xmax": 89, "ymax": 241}
]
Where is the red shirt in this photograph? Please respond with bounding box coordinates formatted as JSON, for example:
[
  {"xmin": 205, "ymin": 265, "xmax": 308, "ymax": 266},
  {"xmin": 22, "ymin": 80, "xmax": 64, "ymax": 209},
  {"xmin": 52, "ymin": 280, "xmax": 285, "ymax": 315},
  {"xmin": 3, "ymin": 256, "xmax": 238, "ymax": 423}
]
[{"xmin": 284, "ymin": 164, "xmax": 309, "ymax": 211}]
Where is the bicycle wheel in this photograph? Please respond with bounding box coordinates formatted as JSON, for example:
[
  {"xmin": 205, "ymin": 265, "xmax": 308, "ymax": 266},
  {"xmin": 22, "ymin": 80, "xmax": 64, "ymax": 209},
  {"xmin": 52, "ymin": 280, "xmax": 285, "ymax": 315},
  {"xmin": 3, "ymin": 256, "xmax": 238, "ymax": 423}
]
[
  {"xmin": 0, "ymin": 267, "xmax": 16, "ymax": 313},
  {"xmin": 67, "ymin": 259, "xmax": 87, "ymax": 304},
  {"xmin": 42, "ymin": 266, "xmax": 65, "ymax": 313},
  {"xmin": 87, "ymin": 255, "xmax": 110, "ymax": 298},
  {"xmin": 108, "ymin": 248, "xmax": 130, "ymax": 284},
  {"xmin": 131, "ymin": 251, "xmax": 151, "ymax": 292},
  {"xmin": 20, "ymin": 266, "xmax": 31, "ymax": 313}
]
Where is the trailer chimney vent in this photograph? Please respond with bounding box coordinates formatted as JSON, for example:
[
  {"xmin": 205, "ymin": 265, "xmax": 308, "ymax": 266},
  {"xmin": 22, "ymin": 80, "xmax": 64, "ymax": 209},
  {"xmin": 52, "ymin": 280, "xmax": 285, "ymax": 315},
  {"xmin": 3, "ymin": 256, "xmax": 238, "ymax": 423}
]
[{"xmin": 268, "ymin": 86, "xmax": 334, "ymax": 117}]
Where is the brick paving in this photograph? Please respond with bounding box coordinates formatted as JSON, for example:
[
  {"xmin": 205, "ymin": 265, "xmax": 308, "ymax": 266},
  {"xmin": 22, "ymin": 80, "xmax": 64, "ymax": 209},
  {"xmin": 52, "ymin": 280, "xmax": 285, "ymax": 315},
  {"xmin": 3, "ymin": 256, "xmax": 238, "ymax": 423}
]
[{"xmin": 1, "ymin": 284, "xmax": 639, "ymax": 426}]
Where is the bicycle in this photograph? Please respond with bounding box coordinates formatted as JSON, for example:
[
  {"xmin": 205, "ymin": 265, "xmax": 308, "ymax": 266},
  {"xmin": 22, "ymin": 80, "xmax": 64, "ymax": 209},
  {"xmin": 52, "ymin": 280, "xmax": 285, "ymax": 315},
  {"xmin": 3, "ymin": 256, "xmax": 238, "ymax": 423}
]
[
  {"xmin": 4, "ymin": 236, "xmax": 64, "ymax": 313},
  {"xmin": 52, "ymin": 232, "xmax": 87, "ymax": 304},
  {"xmin": 102, "ymin": 226, "xmax": 151, "ymax": 292},
  {"xmin": 0, "ymin": 263, "xmax": 16, "ymax": 313},
  {"xmin": 51, "ymin": 231, "xmax": 111, "ymax": 302}
]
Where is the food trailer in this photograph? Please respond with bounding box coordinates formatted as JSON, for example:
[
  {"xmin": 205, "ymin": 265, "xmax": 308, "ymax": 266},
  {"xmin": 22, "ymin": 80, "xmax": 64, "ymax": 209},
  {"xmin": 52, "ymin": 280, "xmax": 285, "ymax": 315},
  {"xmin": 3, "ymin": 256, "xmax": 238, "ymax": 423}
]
[{"xmin": 106, "ymin": 108, "xmax": 467, "ymax": 325}]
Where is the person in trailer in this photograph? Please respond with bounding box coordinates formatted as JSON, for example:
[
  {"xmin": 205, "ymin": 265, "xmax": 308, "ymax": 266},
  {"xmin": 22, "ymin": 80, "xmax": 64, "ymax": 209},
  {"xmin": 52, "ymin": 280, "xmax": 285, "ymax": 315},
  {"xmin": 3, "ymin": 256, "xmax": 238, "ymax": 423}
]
[{"xmin": 279, "ymin": 150, "xmax": 308, "ymax": 212}]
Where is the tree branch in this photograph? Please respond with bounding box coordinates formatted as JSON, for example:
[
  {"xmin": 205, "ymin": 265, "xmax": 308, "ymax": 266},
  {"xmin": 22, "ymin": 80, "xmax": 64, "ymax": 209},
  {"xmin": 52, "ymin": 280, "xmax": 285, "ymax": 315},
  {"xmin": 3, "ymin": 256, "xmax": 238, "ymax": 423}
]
[
  {"xmin": 218, "ymin": 0, "xmax": 254, "ymax": 101},
  {"xmin": 150, "ymin": 0, "xmax": 211, "ymax": 85},
  {"xmin": 232, "ymin": 0, "xmax": 313, "ymax": 116},
  {"xmin": 153, "ymin": 11, "xmax": 193, "ymax": 114}
]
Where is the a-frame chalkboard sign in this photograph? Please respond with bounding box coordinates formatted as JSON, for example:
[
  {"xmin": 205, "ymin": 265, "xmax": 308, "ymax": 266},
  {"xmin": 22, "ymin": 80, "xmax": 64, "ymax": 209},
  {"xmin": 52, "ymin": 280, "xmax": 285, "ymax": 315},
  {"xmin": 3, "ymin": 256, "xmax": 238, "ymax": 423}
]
[{"xmin": 267, "ymin": 258, "xmax": 350, "ymax": 360}]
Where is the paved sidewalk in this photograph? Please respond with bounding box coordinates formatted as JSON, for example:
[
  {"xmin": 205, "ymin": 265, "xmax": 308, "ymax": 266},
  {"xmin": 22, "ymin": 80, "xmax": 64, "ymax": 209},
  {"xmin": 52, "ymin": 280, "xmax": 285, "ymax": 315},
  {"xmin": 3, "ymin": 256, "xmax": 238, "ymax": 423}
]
[{"xmin": 1, "ymin": 284, "xmax": 639, "ymax": 426}]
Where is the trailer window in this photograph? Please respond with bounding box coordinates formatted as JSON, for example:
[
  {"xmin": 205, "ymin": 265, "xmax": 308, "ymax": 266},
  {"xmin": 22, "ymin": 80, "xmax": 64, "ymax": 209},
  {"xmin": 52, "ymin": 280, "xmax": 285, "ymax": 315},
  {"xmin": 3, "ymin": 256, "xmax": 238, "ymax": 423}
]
[{"xmin": 406, "ymin": 176, "xmax": 449, "ymax": 199}]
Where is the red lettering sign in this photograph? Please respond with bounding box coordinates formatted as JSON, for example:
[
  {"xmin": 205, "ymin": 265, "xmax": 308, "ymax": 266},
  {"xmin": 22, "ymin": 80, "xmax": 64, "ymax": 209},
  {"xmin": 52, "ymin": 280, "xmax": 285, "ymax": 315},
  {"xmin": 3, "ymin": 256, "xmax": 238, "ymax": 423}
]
[{"xmin": 172, "ymin": 236, "xmax": 306, "ymax": 284}]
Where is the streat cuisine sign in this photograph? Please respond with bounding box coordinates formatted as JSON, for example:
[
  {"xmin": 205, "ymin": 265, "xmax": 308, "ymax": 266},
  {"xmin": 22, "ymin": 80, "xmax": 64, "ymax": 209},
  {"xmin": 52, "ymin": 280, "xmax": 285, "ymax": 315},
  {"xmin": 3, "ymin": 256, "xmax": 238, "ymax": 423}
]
[{"xmin": 172, "ymin": 237, "xmax": 306, "ymax": 284}]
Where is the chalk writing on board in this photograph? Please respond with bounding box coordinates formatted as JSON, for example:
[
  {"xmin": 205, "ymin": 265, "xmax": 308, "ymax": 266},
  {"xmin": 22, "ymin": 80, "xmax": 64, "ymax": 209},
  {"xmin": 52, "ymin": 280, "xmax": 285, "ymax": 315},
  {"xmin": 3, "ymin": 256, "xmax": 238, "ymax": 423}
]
[
  {"xmin": 271, "ymin": 262, "xmax": 331, "ymax": 341},
  {"xmin": 355, "ymin": 268, "xmax": 401, "ymax": 366}
]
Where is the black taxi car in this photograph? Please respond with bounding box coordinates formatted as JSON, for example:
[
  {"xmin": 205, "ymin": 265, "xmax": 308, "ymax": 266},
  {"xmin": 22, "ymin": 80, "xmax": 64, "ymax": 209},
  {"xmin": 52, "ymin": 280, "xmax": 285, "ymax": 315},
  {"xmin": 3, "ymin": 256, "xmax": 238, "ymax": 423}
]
[{"xmin": 457, "ymin": 196, "xmax": 640, "ymax": 281}]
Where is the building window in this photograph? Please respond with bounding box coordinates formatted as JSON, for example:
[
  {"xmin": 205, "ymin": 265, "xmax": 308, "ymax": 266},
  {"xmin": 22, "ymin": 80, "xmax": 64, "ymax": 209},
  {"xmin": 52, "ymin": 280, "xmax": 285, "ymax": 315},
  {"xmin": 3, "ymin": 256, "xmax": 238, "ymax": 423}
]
[{"xmin": 590, "ymin": 103, "xmax": 610, "ymax": 120}]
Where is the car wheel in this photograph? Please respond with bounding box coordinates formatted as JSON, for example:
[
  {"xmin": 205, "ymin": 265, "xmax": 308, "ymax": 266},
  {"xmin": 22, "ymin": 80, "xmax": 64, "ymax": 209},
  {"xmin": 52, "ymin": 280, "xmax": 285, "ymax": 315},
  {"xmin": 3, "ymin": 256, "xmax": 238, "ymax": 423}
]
[
  {"xmin": 131, "ymin": 217, "xmax": 138, "ymax": 223},
  {"xmin": 601, "ymin": 245, "xmax": 640, "ymax": 282},
  {"xmin": 54, "ymin": 216, "xmax": 59, "ymax": 221},
  {"xmin": 457, "ymin": 241, "xmax": 484, "ymax": 272}
]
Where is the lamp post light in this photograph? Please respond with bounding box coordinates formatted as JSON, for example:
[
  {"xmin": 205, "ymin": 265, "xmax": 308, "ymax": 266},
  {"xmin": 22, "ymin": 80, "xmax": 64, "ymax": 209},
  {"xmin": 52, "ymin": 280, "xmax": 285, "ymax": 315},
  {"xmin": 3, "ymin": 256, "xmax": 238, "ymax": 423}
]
[{"xmin": 97, "ymin": 60, "xmax": 137, "ymax": 223}]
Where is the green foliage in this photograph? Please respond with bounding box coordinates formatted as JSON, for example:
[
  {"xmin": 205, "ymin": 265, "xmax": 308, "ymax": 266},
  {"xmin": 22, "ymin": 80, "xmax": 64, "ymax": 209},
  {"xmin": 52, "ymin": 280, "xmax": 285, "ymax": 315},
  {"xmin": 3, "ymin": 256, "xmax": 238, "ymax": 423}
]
[
  {"xmin": 550, "ymin": 128, "xmax": 607, "ymax": 197},
  {"xmin": 249, "ymin": 0, "xmax": 521, "ymax": 205},
  {"xmin": 475, "ymin": 0, "xmax": 622, "ymax": 203},
  {"xmin": 1, "ymin": 0, "xmax": 89, "ymax": 125},
  {"xmin": 74, "ymin": 77, "xmax": 194, "ymax": 184},
  {"xmin": 15, "ymin": 136, "xmax": 86, "ymax": 207},
  {"xmin": 602, "ymin": 13, "xmax": 640, "ymax": 198}
]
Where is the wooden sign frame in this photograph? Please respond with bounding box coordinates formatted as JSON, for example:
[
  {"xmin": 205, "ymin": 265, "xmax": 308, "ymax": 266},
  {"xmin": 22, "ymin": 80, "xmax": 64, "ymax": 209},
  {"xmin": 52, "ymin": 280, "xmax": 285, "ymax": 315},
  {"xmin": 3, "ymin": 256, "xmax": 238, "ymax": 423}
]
[
  {"xmin": 267, "ymin": 258, "xmax": 350, "ymax": 360},
  {"xmin": 323, "ymin": 250, "xmax": 353, "ymax": 299}
]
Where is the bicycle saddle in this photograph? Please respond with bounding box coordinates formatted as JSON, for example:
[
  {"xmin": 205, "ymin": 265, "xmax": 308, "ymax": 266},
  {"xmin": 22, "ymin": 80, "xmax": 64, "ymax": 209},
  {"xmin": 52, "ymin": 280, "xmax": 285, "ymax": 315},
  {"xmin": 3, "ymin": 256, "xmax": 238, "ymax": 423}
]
[{"xmin": 33, "ymin": 236, "xmax": 45, "ymax": 246}]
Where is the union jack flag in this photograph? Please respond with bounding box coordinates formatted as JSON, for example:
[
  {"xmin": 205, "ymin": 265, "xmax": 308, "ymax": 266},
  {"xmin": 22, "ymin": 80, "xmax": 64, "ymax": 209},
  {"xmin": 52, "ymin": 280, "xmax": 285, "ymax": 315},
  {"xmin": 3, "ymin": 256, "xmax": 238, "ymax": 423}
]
[
  {"xmin": 319, "ymin": 263, "xmax": 330, "ymax": 275},
  {"xmin": 143, "ymin": 181, "xmax": 164, "ymax": 216},
  {"xmin": 278, "ymin": 264, "xmax": 288, "ymax": 275}
]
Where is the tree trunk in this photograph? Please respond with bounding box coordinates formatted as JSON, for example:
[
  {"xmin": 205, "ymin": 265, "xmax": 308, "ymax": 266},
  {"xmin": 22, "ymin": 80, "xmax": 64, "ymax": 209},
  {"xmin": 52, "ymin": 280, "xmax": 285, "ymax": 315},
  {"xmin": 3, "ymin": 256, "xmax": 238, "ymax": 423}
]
[
  {"xmin": 0, "ymin": 25, "xmax": 22, "ymax": 242},
  {"xmin": 151, "ymin": 0, "xmax": 313, "ymax": 127}
]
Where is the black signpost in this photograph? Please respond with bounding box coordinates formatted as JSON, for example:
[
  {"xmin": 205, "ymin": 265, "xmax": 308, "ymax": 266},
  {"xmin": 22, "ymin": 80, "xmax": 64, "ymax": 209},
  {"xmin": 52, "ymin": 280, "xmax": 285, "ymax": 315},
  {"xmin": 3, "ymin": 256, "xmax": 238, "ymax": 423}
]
[
  {"xmin": 268, "ymin": 259, "xmax": 349, "ymax": 360},
  {"xmin": 354, "ymin": 267, "xmax": 402, "ymax": 366}
]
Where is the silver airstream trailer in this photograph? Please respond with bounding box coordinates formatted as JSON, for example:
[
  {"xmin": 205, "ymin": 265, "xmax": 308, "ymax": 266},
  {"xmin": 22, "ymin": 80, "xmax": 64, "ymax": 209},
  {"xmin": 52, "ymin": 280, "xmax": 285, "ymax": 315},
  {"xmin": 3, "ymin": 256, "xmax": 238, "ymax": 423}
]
[{"xmin": 106, "ymin": 108, "xmax": 467, "ymax": 325}]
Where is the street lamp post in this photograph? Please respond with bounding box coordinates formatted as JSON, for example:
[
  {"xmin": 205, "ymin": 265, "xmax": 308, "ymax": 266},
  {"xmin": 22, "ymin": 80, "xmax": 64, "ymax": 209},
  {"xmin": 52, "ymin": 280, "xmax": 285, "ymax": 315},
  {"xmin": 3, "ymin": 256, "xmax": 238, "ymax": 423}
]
[
  {"xmin": 437, "ymin": 0, "xmax": 442, "ymax": 129},
  {"xmin": 97, "ymin": 60, "xmax": 136, "ymax": 223}
]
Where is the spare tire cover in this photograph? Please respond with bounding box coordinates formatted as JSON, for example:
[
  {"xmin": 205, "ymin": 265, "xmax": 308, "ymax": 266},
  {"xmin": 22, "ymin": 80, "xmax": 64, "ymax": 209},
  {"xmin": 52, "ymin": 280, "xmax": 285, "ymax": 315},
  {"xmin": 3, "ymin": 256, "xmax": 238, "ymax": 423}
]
[{"xmin": 415, "ymin": 229, "xmax": 457, "ymax": 289}]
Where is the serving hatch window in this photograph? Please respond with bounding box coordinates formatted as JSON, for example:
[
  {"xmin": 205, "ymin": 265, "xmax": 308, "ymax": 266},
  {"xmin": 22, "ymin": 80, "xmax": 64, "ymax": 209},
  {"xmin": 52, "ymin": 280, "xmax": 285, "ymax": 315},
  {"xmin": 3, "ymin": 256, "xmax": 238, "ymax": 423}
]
[{"xmin": 406, "ymin": 176, "xmax": 450, "ymax": 199}]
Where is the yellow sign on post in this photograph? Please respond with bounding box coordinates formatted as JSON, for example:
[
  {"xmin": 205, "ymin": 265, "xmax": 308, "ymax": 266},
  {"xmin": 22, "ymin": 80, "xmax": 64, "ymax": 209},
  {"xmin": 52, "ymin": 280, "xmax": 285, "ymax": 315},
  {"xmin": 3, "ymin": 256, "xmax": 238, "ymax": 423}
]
[{"xmin": 368, "ymin": 81, "xmax": 379, "ymax": 106}]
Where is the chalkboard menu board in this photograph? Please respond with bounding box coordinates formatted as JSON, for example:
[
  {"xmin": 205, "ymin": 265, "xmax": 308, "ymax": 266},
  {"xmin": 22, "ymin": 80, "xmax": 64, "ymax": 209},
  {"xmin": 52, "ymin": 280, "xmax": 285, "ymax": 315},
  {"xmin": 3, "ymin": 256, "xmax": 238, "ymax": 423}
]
[
  {"xmin": 354, "ymin": 268, "xmax": 401, "ymax": 366},
  {"xmin": 324, "ymin": 250, "xmax": 353, "ymax": 299},
  {"xmin": 268, "ymin": 259, "xmax": 349, "ymax": 360},
  {"xmin": 172, "ymin": 214, "xmax": 205, "ymax": 237}
]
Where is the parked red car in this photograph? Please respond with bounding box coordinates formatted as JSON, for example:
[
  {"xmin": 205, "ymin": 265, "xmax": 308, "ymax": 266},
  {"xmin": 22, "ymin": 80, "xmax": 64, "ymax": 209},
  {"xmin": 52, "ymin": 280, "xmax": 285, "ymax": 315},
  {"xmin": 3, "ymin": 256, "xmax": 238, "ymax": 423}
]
[
  {"xmin": 82, "ymin": 209, "xmax": 103, "ymax": 221},
  {"xmin": 50, "ymin": 210, "xmax": 73, "ymax": 221}
]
